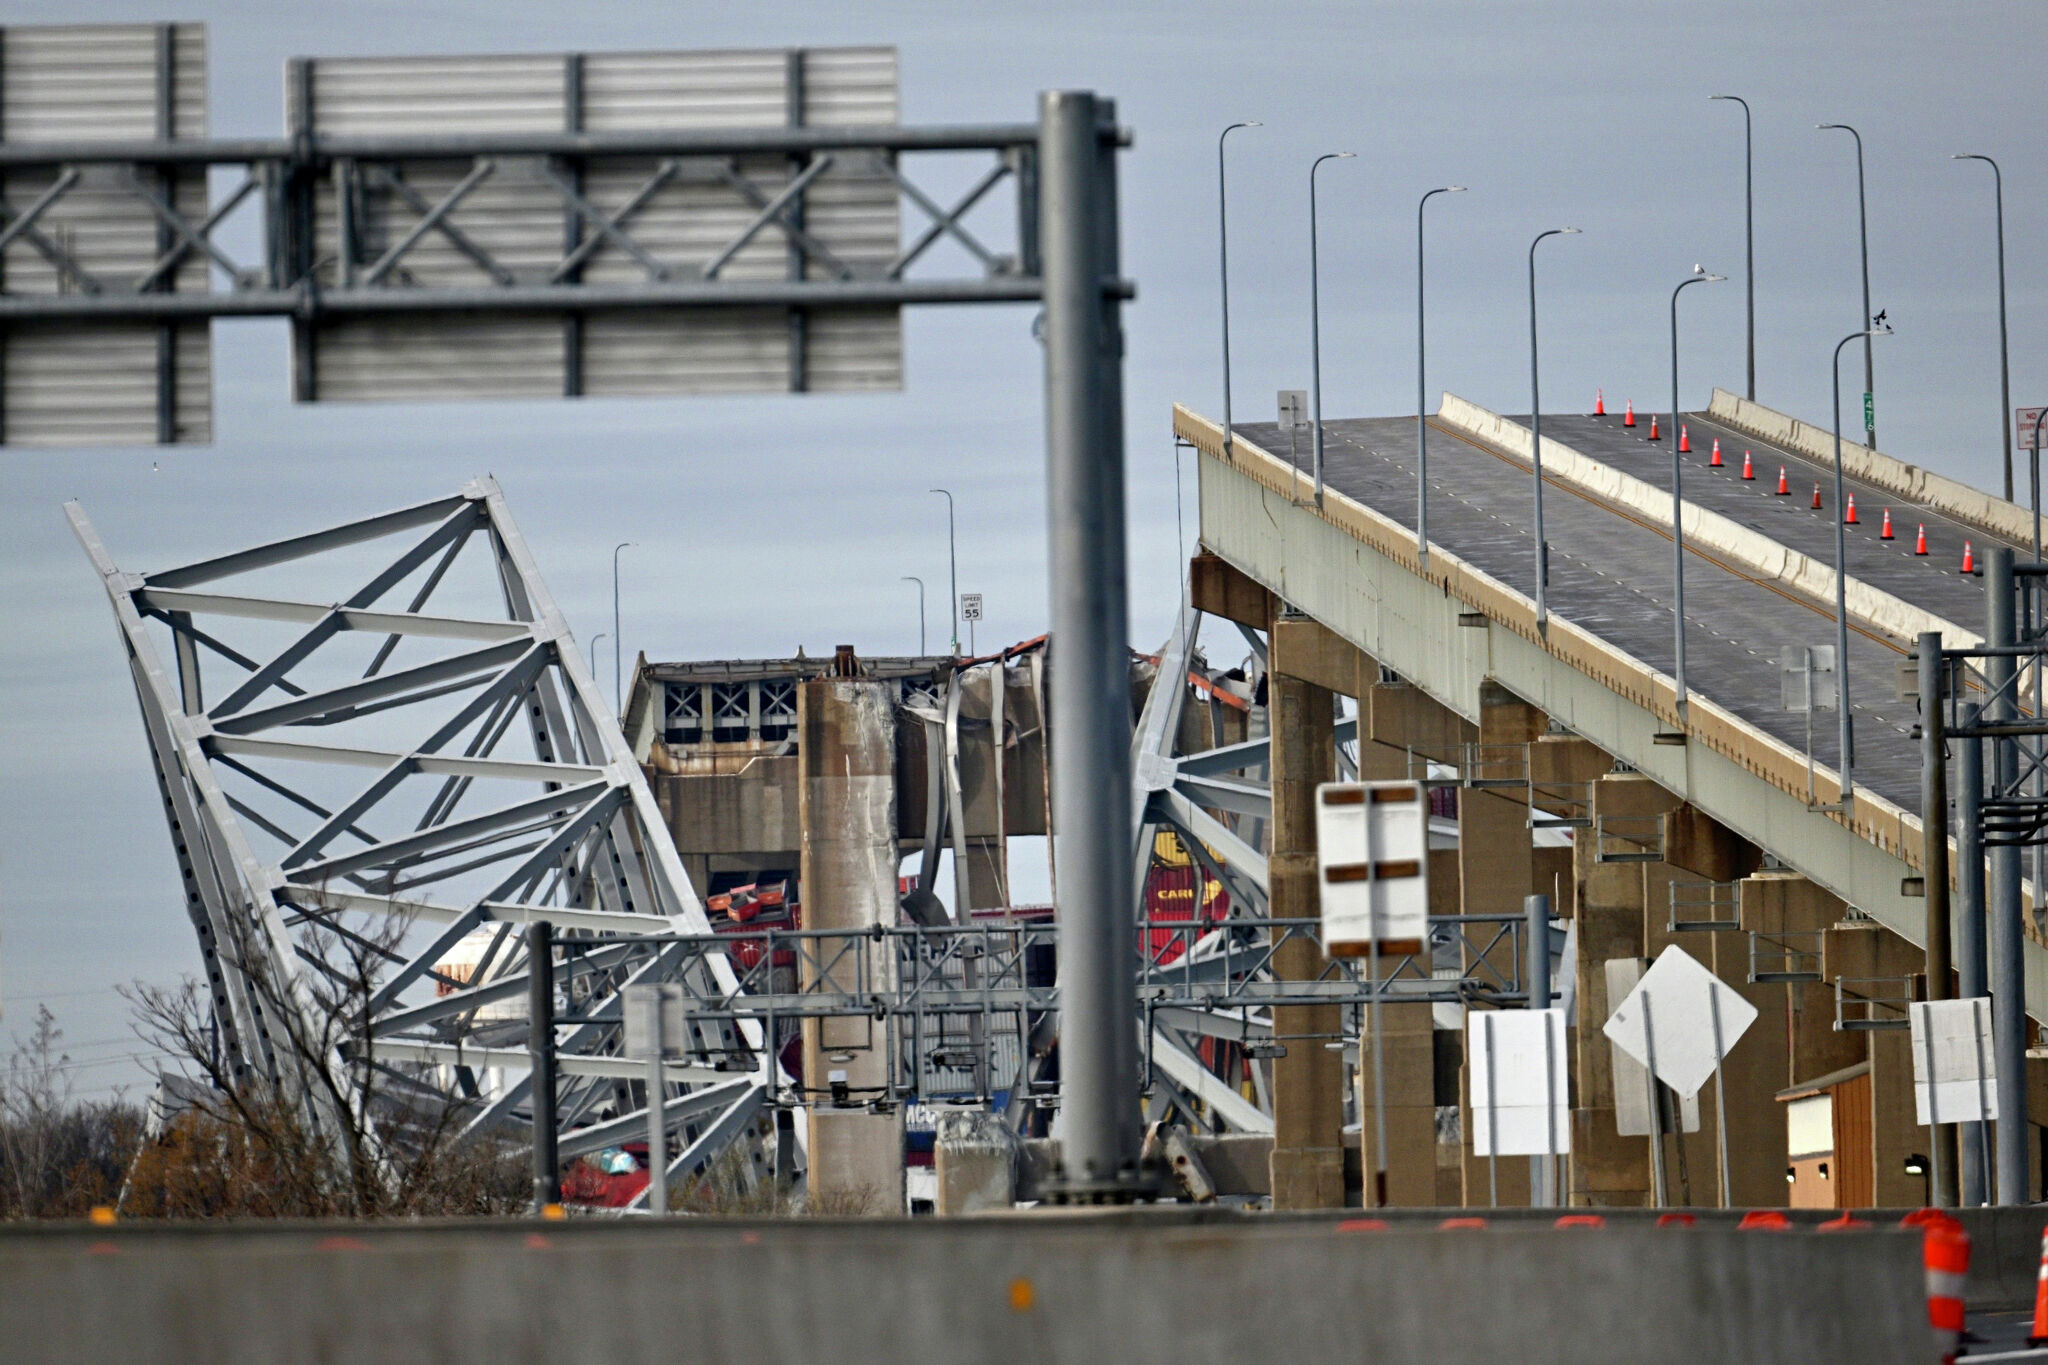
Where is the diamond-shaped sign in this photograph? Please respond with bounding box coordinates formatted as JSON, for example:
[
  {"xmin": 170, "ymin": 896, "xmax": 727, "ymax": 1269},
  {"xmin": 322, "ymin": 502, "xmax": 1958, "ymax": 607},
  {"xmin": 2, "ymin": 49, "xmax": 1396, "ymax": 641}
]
[{"xmin": 1602, "ymin": 945, "xmax": 1757, "ymax": 1100}]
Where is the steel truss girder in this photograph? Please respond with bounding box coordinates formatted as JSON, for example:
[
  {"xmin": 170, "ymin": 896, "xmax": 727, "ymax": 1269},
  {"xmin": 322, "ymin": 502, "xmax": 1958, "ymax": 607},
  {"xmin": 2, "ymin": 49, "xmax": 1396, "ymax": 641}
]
[
  {"xmin": 0, "ymin": 124, "xmax": 1098, "ymax": 325},
  {"xmin": 70, "ymin": 480, "xmax": 768, "ymax": 1193}
]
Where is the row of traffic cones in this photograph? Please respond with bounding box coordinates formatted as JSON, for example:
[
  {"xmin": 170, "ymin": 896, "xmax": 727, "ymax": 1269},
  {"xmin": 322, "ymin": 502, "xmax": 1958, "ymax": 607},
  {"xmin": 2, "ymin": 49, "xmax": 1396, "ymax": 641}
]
[{"xmin": 1603, "ymin": 387, "xmax": 1977, "ymax": 574}]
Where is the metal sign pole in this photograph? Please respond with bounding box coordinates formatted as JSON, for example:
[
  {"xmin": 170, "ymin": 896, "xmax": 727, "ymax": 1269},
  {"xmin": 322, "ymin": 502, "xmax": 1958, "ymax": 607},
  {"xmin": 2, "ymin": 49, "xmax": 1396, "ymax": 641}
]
[
  {"xmin": 1921, "ymin": 1003, "xmax": 1946, "ymax": 1208},
  {"xmin": 1364, "ymin": 776, "xmax": 1388, "ymax": 1209},
  {"xmin": 527, "ymin": 920, "xmax": 558, "ymax": 1214},
  {"xmin": 1541, "ymin": 1011, "xmax": 1558, "ymax": 1210},
  {"xmin": 1708, "ymin": 989, "xmax": 1730, "ymax": 1209},
  {"xmin": 1038, "ymin": 90, "xmax": 1142, "ymax": 1200},
  {"xmin": 1642, "ymin": 994, "xmax": 1668, "ymax": 1209},
  {"xmin": 1484, "ymin": 1012, "xmax": 1499, "ymax": 1208},
  {"xmin": 646, "ymin": 989, "xmax": 668, "ymax": 1217},
  {"xmin": 1525, "ymin": 893, "xmax": 1552, "ymax": 1206},
  {"xmin": 1958, "ymin": 702, "xmax": 1990, "ymax": 1205}
]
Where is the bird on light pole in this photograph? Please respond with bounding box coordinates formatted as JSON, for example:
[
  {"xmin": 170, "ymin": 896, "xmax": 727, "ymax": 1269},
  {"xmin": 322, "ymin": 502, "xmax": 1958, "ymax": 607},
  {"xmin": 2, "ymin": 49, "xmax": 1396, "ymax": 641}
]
[
  {"xmin": 1217, "ymin": 120, "xmax": 1261, "ymax": 461},
  {"xmin": 1828, "ymin": 322, "xmax": 1894, "ymax": 805}
]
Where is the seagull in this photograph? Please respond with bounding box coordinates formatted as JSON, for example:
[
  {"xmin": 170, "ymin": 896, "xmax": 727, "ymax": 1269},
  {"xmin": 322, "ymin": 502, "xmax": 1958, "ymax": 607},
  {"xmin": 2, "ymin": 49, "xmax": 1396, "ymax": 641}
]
[{"xmin": 1872, "ymin": 308, "xmax": 1888, "ymax": 327}]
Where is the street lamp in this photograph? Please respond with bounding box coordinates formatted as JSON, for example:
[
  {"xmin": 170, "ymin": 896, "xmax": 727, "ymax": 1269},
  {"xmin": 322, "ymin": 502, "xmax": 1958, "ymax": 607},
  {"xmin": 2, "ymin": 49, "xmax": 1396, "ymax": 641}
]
[
  {"xmin": 1708, "ymin": 95, "xmax": 1754, "ymax": 401},
  {"xmin": 1218, "ymin": 120, "xmax": 1261, "ymax": 461},
  {"xmin": 929, "ymin": 488, "xmax": 959, "ymax": 655},
  {"xmin": 611, "ymin": 542, "xmax": 635, "ymax": 716},
  {"xmin": 1819, "ymin": 123, "xmax": 1878, "ymax": 450},
  {"xmin": 1953, "ymin": 154, "xmax": 2014, "ymax": 503},
  {"xmin": 902, "ymin": 576, "xmax": 927, "ymax": 656},
  {"xmin": 1308, "ymin": 151, "xmax": 1356, "ymax": 508},
  {"xmin": 1669, "ymin": 266, "xmax": 1728, "ymax": 716},
  {"xmin": 1416, "ymin": 184, "xmax": 1466, "ymax": 569},
  {"xmin": 588, "ymin": 633, "xmax": 608, "ymax": 693},
  {"xmin": 1830, "ymin": 324, "xmax": 1894, "ymax": 805},
  {"xmin": 1527, "ymin": 226, "xmax": 1581, "ymax": 629}
]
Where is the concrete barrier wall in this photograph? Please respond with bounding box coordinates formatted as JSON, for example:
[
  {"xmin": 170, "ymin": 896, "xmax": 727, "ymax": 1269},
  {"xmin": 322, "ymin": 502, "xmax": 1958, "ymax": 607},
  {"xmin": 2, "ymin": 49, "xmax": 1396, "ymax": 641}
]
[
  {"xmin": 0, "ymin": 1212, "xmax": 1933, "ymax": 1365},
  {"xmin": 1436, "ymin": 393, "xmax": 1980, "ymax": 650},
  {"xmin": 1275, "ymin": 1204, "xmax": 2046, "ymax": 1311},
  {"xmin": 1708, "ymin": 388, "xmax": 2046, "ymax": 551}
]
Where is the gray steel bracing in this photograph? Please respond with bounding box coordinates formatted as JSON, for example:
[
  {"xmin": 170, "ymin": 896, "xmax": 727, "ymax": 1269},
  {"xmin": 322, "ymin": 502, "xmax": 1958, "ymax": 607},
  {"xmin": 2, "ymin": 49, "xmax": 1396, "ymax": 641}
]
[
  {"xmin": 70, "ymin": 481, "xmax": 768, "ymax": 1193},
  {"xmin": 0, "ymin": 124, "xmax": 1058, "ymax": 326}
]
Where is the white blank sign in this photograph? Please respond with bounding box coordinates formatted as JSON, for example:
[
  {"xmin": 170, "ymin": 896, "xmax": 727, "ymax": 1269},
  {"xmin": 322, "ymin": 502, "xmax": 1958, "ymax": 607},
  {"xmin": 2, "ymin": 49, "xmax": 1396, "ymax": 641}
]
[
  {"xmin": 1469, "ymin": 1009, "xmax": 1570, "ymax": 1157},
  {"xmin": 1910, "ymin": 997, "xmax": 1997, "ymax": 1126},
  {"xmin": 1603, "ymin": 945, "xmax": 1757, "ymax": 1100},
  {"xmin": 1314, "ymin": 780, "xmax": 1429, "ymax": 954}
]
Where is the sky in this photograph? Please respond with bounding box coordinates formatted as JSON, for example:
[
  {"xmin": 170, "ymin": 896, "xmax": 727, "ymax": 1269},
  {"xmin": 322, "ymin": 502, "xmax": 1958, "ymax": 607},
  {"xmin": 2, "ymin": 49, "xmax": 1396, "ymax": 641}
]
[{"xmin": 2, "ymin": 0, "xmax": 2041, "ymax": 1097}]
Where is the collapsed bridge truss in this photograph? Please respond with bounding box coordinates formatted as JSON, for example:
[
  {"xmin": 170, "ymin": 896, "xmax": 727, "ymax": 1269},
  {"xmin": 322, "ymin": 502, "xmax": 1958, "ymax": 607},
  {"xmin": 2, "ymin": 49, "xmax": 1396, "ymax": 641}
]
[{"xmin": 74, "ymin": 482, "xmax": 1543, "ymax": 1206}]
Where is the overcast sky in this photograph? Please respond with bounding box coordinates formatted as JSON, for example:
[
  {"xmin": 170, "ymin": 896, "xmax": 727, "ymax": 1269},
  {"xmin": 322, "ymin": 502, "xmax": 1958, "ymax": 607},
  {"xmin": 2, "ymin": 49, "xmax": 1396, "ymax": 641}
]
[{"xmin": 3, "ymin": 0, "xmax": 2041, "ymax": 1095}]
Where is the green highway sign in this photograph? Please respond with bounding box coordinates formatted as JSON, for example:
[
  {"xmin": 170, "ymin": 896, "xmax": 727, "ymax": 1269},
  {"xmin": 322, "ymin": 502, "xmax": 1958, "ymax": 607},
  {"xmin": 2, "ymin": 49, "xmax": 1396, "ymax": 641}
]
[{"xmin": 1863, "ymin": 392, "xmax": 1874, "ymax": 429}]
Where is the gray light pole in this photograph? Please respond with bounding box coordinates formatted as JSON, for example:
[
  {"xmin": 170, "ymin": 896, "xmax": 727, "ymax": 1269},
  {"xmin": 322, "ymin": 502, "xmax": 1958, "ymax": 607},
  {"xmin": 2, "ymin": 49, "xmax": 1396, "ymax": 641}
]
[
  {"xmin": 1953, "ymin": 154, "xmax": 2013, "ymax": 504},
  {"xmin": 1217, "ymin": 120, "xmax": 1260, "ymax": 461},
  {"xmin": 1308, "ymin": 151, "xmax": 1355, "ymax": 508},
  {"xmin": 611, "ymin": 542, "xmax": 634, "ymax": 716},
  {"xmin": 929, "ymin": 487, "xmax": 959, "ymax": 656},
  {"xmin": 1527, "ymin": 226, "xmax": 1580, "ymax": 630},
  {"xmin": 1819, "ymin": 123, "xmax": 1877, "ymax": 451},
  {"xmin": 1669, "ymin": 267, "xmax": 1727, "ymax": 715},
  {"xmin": 1037, "ymin": 90, "xmax": 1141, "ymax": 1198},
  {"xmin": 588, "ymin": 632, "xmax": 608, "ymax": 690},
  {"xmin": 901, "ymin": 575, "xmax": 926, "ymax": 655},
  {"xmin": 1830, "ymin": 325, "xmax": 1890, "ymax": 804},
  {"xmin": 1709, "ymin": 95, "xmax": 1754, "ymax": 401},
  {"xmin": 1416, "ymin": 184, "xmax": 1465, "ymax": 568}
]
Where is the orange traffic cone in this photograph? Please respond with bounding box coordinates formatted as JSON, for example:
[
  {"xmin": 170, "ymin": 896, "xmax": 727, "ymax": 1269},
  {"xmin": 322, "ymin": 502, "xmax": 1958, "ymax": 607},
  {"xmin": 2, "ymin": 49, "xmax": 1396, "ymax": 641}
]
[
  {"xmin": 1740, "ymin": 451, "xmax": 1755, "ymax": 480},
  {"xmin": 1679, "ymin": 424, "xmax": 1691, "ymax": 453},
  {"xmin": 1710, "ymin": 437, "xmax": 1723, "ymax": 467},
  {"xmin": 1812, "ymin": 482, "xmax": 1823, "ymax": 510},
  {"xmin": 1916, "ymin": 524, "xmax": 1929, "ymax": 555},
  {"xmin": 1594, "ymin": 388, "xmax": 1606, "ymax": 416},
  {"xmin": 1845, "ymin": 494, "xmax": 1859, "ymax": 525},
  {"xmin": 1776, "ymin": 467, "xmax": 1790, "ymax": 495},
  {"xmin": 1880, "ymin": 508, "xmax": 1894, "ymax": 539},
  {"xmin": 1623, "ymin": 400, "xmax": 1636, "ymax": 427},
  {"xmin": 1648, "ymin": 413, "xmax": 1661, "ymax": 440},
  {"xmin": 1908, "ymin": 1212, "xmax": 1970, "ymax": 1363},
  {"xmin": 2026, "ymin": 1225, "xmax": 2048, "ymax": 1345},
  {"xmin": 1963, "ymin": 541, "xmax": 1977, "ymax": 574}
]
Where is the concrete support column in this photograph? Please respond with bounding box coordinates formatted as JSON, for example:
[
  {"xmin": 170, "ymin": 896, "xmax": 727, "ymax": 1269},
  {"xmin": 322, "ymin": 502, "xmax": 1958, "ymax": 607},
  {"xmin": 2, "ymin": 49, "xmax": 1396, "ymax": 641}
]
[
  {"xmin": 798, "ymin": 676, "xmax": 905, "ymax": 1215},
  {"xmin": 1708, "ymin": 927, "xmax": 1792, "ymax": 1206},
  {"xmin": 1267, "ymin": 615, "xmax": 1344, "ymax": 1210},
  {"xmin": 1457, "ymin": 682, "xmax": 1542, "ymax": 1208}
]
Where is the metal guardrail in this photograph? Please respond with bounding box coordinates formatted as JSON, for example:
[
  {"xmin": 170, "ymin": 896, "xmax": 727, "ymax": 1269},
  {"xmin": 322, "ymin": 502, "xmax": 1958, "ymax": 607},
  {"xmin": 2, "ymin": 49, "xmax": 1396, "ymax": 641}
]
[
  {"xmin": 1834, "ymin": 975, "xmax": 1918, "ymax": 1031},
  {"xmin": 1748, "ymin": 929, "xmax": 1825, "ymax": 984},
  {"xmin": 1668, "ymin": 879, "xmax": 1742, "ymax": 934},
  {"xmin": 1594, "ymin": 812, "xmax": 1665, "ymax": 863}
]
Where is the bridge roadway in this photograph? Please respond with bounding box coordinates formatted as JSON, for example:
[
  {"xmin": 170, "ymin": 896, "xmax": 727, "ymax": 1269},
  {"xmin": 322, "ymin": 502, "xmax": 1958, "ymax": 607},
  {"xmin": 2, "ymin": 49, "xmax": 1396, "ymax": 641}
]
[
  {"xmin": 1229, "ymin": 412, "xmax": 1938, "ymax": 818},
  {"xmin": 1541, "ymin": 406, "xmax": 2013, "ymax": 635}
]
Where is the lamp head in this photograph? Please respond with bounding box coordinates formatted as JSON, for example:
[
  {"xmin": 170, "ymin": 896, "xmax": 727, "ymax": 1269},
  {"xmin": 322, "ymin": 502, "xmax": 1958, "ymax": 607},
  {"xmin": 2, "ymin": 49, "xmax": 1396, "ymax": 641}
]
[
  {"xmin": 1709, "ymin": 93, "xmax": 1736, "ymax": 101},
  {"xmin": 1337, "ymin": 151, "xmax": 1357, "ymax": 159},
  {"xmin": 1560, "ymin": 226, "xmax": 1582, "ymax": 235},
  {"xmin": 1445, "ymin": 185, "xmax": 1467, "ymax": 193}
]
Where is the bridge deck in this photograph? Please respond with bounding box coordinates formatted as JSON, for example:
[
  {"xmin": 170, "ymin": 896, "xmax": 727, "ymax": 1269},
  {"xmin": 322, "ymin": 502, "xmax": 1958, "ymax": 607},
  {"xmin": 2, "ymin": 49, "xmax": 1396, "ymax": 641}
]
[{"xmin": 1230, "ymin": 412, "xmax": 1930, "ymax": 814}]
